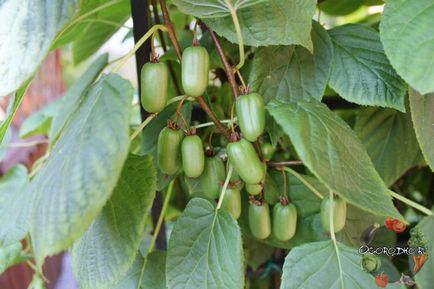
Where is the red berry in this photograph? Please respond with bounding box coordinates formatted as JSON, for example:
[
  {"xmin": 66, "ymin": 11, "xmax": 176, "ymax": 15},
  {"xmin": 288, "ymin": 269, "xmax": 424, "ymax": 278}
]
[
  {"xmin": 384, "ymin": 218, "xmax": 406, "ymax": 233},
  {"xmin": 392, "ymin": 220, "xmax": 406, "ymax": 233},
  {"xmin": 375, "ymin": 273, "xmax": 389, "ymax": 288},
  {"xmin": 384, "ymin": 218, "xmax": 396, "ymax": 230}
]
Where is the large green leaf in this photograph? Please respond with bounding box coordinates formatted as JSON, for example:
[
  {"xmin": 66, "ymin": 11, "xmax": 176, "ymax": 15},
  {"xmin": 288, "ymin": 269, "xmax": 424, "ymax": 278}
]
[
  {"xmin": 380, "ymin": 0, "xmax": 434, "ymax": 94},
  {"xmin": 328, "ymin": 24, "xmax": 407, "ymax": 111},
  {"xmin": 71, "ymin": 0, "xmax": 130, "ymax": 64},
  {"xmin": 281, "ymin": 240, "xmax": 404, "ymax": 289},
  {"xmin": 354, "ymin": 107, "xmax": 422, "ymax": 186},
  {"xmin": 50, "ymin": 54, "xmax": 108, "ymax": 141},
  {"xmin": 204, "ymin": 0, "xmax": 316, "ymax": 49},
  {"xmin": 267, "ymin": 99, "xmax": 403, "ymax": 220},
  {"xmin": 0, "ymin": 165, "xmax": 30, "ymax": 247},
  {"xmin": 166, "ymin": 198, "xmax": 244, "ymax": 289},
  {"xmin": 249, "ymin": 21, "xmax": 332, "ymax": 103},
  {"xmin": 415, "ymin": 216, "xmax": 434, "ymax": 289},
  {"xmin": 141, "ymin": 251, "xmax": 167, "ymax": 289},
  {"xmin": 30, "ymin": 73, "xmax": 133, "ymax": 265},
  {"xmin": 409, "ymin": 89, "xmax": 434, "ymax": 171},
  {"xmin": 72, "ymin": 154, "xmax": 157, "ymax": 289},
  {"xmin": 0, "ymin": 0, "xmax": 77, "ymax": 96}
]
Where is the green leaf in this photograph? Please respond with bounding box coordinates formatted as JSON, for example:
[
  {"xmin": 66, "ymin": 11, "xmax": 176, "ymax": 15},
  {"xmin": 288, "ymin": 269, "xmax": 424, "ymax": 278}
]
[
  {"xmin": 354, "ymin": 107, "xmax": 422, "ymax": 186},
  {"xmin": 249, "ymin": 21, "xmax": 332, "ymax": 103},
  {"xmin": 71, "ymin": 0, "xmax": 130, "ymax": 64},
  {"xmin": 0, "ymin": 165, "xmax": 30, "ymax": 247},
  {"xmin": 166, "ymin": 198, "xmax": 244, "ymax": 289},
  {"xmin": 329, "ymin": 24, "xmax": 407, "ymax": 111},
  {"xmin": 409, "ymin": 89, "xmax": 434, "ymax": 171},
  {"xmin": 50, "ymin": 54, "xmax": 108, "ymax": 141},
  {"xmin": 113, "ymin": 255, "xmax": 144, "ymax": 289},
  {"xmin": 244, "ymin": 237, "xmax": 274, "ymax": 271},
  {"xmin": 0, "ymin": 0, "xmax": 78, "ymax": 96},
  {"xmin": 20, "ymin": 54, "xmax": 107, "ymax": 140},
  {"xmin": 380, "ymin": 0, "xmax": 434, "ymax": 94},
  {"xmin": 171, "ymin": 0, "xmax": 264, "ymax": 18},
  {"xmin": 0, "ymin": 242, "xmax": 29, "ymax": 274},
  {"xmin": 0, "ymin": 83, "xmax": 30, "ymax": 144},
  {"xmin": 267, "ymin": 99, "xmax": 403, "ymax": 220},
  {"xmin": 204, "ymin": 0, "xmax": 316, "ymax": 49},
  {"xmin": 319, "ymin": 0, "xmax": 363, "ymax": 16},
  {"xmin": 141, "ymin": 251, "xmax": 167, "ymax": 289},
  {"xmin": 415, "ymin": 216, "xmax": 434, "ymax": 289},
  {"xmin": 281, "ymin": 240, "xmax": 404, "ymax": 289},
  {"xmin": 72, "ymin": 154, "xmax": 157, "ymax": 289},
  {"xmin": 30, "ymin": 73, "xmax": 133, "ymax": 265}
]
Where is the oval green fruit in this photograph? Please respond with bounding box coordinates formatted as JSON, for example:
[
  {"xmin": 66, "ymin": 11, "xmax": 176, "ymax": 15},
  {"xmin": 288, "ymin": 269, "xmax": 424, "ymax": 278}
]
[
  {"xmin": 261, "ymin": 142, "xmax": 275, "ymax": 162},
  {"xmin": 182, "ymin": 46, "xmax": 209, "ymax": 97},
  {"xmin": 157, "ymin": 127, "xmax": 184, "ymax": 175},
  {"xmin": 236, "ymin": 93, "xmax": 265, "ymax": 142},
  {"xmin": 249, "ymin": 202, "xmax": 271, "ymax": 239},
  {"xmin": 272, "ymin": 203, "xmax": 297, "ymax": 241},
  {"xmin": 246, "ymin": 183, "xmax": 262, "ymax": 195},
  {"xmin": 227, "ymin": 138, "xmax": 265, "ymax": 184},
  {"xmin": 221, "ymin": 188, "xmax": 242, "ymax": 219},
  {"xmin": 320, "ymin": 194, "xmax": 347, "ymax": 233},
  {"xmin": 181, "ymin": 135, "xmax": 205, "ymax": 178},
  {"xmin": 200, "ymin": 156, "xmax": 225, "ymax": 199},
  {"xmin": 141, "ymin": 62, "xmax": 169, "ymax": 113}
]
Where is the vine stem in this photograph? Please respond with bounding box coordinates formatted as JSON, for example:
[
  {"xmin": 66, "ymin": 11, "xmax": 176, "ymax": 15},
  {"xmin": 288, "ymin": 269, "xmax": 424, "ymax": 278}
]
[
  {"xmin": 137, "ymin": 179, "xmax": 175, "ymax": 289},
  {"xmin": 112, "ymin": 24, "xmax": 168, "ymax": 72},
  {"xmin": 196, "ymin": 96, "xmax": 231, "ymax": 140},
  {"xmin": 216, "ymin": 164, "xmax": 233, "ymax": 210},
  {"xmin": 206, "ymin": 27, "xmax": 239, "ymax": 99},
  {"xmin": 129, "ymin": 113, "xmax": 157, "ymax": 141},
  {"xmin": 225, "ymin": 3, "xmax": 245, "ymax": 70},
  {"xmin": 390, "ymin": 191, "xmax": 434, "ymax": 216},
  {"xmin": 268, "ymin": 161, "xmax": 304, "ymax": 167},
  {"xmin": 281, "ymin": 167, "xmax": 323, "ymax": 199},
  {"xmin": 150, "ymin": 0, "xmax": 181, "ymax": 95},
  {"xmin": 193, "ymin": 119, "xmax": 234, "ymax": 129},
  {"xmin": 329, "ymin": 192, "xmax": 345, "ymax": 289},
  {"xmin": 159, "ymin": 0, "xmax": 183, "ymax": 60}
]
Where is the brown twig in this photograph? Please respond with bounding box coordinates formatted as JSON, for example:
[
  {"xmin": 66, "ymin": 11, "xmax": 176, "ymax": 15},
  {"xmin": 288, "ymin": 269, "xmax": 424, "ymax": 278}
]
[
  {"xmin": 268, "ymin": 160, "xmax": 304, "ymax": 167},
  {"xmin": 197, "ymin": 96, "xmax": 231, "ymax": 140},
  {"xmin": 206, "ymin": 26, "xmax": 239, "ymax": 99},
  {"xmin": 151, "ymin": 0, "xmax": 181, "ymax": 94},
  {"xmin": 160, "ymin": 0, "xmax": 183, "ymax": 60}
]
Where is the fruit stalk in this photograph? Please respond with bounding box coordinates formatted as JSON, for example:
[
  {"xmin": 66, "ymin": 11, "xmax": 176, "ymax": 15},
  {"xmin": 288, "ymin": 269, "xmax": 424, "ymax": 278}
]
[{"xmin": 159, "ymin": 0, "xmax": 182, "ymax": 60}]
